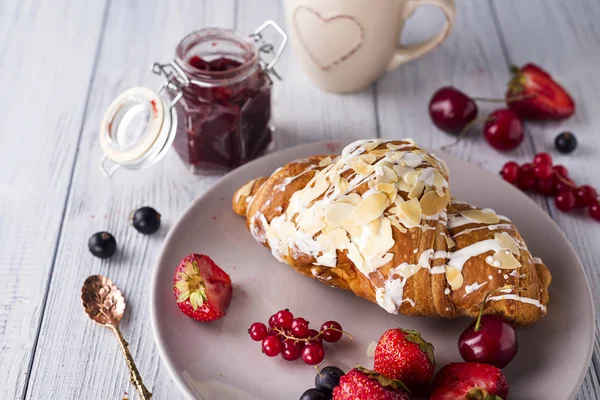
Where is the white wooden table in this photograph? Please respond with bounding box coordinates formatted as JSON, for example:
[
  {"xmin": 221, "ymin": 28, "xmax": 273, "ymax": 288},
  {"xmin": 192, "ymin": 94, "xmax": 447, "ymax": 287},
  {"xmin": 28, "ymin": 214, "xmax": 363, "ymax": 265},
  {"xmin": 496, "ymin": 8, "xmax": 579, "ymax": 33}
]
[{"xmin": 1, "ymin": 1, "xmax": 599, "ymax": 398}]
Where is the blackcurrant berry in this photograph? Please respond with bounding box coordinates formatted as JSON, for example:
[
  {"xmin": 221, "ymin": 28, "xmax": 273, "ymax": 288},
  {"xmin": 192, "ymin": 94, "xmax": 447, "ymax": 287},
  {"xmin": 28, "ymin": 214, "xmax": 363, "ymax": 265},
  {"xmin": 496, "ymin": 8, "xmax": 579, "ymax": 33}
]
[
  {"xmin": 132, "ymin": 206, "xmax": 161, "ymax": 234},
  {"xmin": 315, "ymin": 366, "xmax": 345, "ymax": 395},
  {"xmin": 555, "ymin": 131, "xmax": 577, "ymax": 154},
  {"xmin": 88, "ymin": 232, "xmax": 117, "ymax": 259},
  {"xmin": 299, "ymin": 388, "xmax": 330, "ymax": 400}
]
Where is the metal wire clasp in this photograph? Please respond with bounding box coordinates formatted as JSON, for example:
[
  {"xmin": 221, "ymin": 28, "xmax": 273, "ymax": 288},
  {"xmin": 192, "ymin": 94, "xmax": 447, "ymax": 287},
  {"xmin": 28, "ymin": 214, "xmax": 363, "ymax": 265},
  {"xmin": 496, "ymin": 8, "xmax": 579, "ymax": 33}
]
[
  {"xmin": 250, "ymin": 20, "xmax": 288, "ymax": 81},
  {"xmin": 151, "ymin": 61, "xmax": 188, "ymax": 108}
]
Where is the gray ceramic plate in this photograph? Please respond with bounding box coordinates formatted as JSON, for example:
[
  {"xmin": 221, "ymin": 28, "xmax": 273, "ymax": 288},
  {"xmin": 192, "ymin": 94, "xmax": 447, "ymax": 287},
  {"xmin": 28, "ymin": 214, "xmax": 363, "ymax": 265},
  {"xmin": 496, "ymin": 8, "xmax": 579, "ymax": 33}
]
[{"xmin": 150, "ymin": 141, "xmax": 594, "ymax": 400}]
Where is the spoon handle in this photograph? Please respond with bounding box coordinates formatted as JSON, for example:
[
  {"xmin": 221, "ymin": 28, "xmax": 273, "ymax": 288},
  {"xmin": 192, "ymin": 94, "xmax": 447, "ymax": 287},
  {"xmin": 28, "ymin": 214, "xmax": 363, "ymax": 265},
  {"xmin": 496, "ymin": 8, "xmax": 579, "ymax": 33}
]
[{"xmin": 111, "ymin": 325, "xmax": 153, "ymax": 399}]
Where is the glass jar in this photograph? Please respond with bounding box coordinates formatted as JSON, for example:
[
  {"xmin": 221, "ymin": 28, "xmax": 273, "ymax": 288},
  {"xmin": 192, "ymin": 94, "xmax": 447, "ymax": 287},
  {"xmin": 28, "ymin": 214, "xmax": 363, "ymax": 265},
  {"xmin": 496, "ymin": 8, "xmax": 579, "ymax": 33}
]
[{"xmin": 99, "ymin": 21, "xmax": 287, "ymax": 177}]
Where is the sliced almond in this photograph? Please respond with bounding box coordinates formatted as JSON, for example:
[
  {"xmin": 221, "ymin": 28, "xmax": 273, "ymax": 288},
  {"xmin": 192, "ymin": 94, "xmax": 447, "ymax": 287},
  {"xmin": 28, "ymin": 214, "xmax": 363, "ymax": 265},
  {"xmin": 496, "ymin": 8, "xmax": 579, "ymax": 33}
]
[
  {"xmin": 445, "ymin": 235, "xmax": 456, "ymax": 249},
  {"xmin": 432, "ymin": 170, "xmax": 446, "ymax": 190},
  {"xmin": 369, "ymin": 149, "xmax": 389, "ymax": 157},
  {"xmin": 461, "ymin": 209, "xmax": 500, "ymax": 224},
  {"xmin": 360, "ymin": 153, "xmax": 377, "ymax": 165},
  {"xmin": 391, "ymin": 197, "xmax": 422, "ymax": 228},
  {"xmin": 300, "ymin": 175, "xmax": 329, "ymax": 205},
  {"xmin": 328, "ymin": 228, "xmax": 351, "ymax": 249},
  {"xmin": 297, "ymin": 208, "xmax": 325, "ymax": 235},
  {"xmin": 408, "ymin": 180, "xmax": 426, "ymax": 199},
  {"xmin": 361, "ymin": 141, "xmax": 380, "ymax": 152},
  {"xmin": 387, "ymin": 143, "xmax": 409, "ymax": 151},
  {"xmin": 402, "ymin": 152, "xmax": 423, "ymax": 167},
  {"xmin": 350, "ymin": 192, "xmax": 390, "ymax": 225},
  {"xmin": 420, "ymin": 190, "xmax": 450, "ymax": 216},
  {"xmin": 396, "ymin": 180, "xmax": 411, "ymax": 193},
  {"xmin": 342, "ymin": 219, "xmax": 363, "ymax": 237},
  {"xmin": 338, "ymin": 176, "xmax": 349, "ymax": 193},
  {"xmin": 403, "ymin": 170, "xmax": 421, "ymax": 187},
  {"xmin": 366, "ymin": 217, "xmax": 381, "ymax": 235},
  {"xmin": 324, "ymin": 202, "xmax": 355, "ymax": 227},
  {"xmin": 494, "ymin": 232, "xmax": 521, "ymax": 256},
  {"xmin": 446, "ymin": 266, "xmax": 464, "ymax": 290},
  {"xmin": 336, "ymin": 193, "xmax": 361, "ymax": 205},
  {"xmin": 376, "ymin": 183, "xmax": 397, "ymax": 203},
  {"xmin": 236, "ymin": 179, "xmax": 255, "ymax": 198},
  {"xmin": 351, "ymin": 159, "xmax": 375, "ymax": 175},
  {"xmin": 318, "ymin": 156, "xmax": 332, "ymax": 167},
  {"xmin": 388, "ymin": 216, "xmax": 408, "ymax": 233},
  {"xmin": 492, "ymin": 250, "xmax": 522, "ymax": 269},
  {"xmin": 347, "ymin": 243, "xmax": 365, "ymax": 271},
  {"xmin": 371, "ymin": 252, "xmax": 394, "ymax": 269}
]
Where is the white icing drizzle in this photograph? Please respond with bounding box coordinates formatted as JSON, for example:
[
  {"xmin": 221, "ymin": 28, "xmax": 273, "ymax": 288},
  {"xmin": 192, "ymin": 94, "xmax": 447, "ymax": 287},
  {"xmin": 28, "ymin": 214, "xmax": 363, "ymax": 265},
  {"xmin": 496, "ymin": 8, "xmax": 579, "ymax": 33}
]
[
  {"xmin": 447, "ymin": 239, "xmax": 505, "ymax": 272},
  {"xmin": 448, "ymin": 210, "xmax": 512, "ymax": 229},
  {"xmin": 452, "ymin": 223, "xmax": 515, "ymax": 238},
  {"xmin": 532, "ymin": 257, "xmax": 543, "ymax": 264},
  {"xmin": 465, "ymin": 281, "xmax": 487, "ymax": 295},
  {"xmin": 488, "ymin": 294, "xmax": 547, "ymax": 313}
]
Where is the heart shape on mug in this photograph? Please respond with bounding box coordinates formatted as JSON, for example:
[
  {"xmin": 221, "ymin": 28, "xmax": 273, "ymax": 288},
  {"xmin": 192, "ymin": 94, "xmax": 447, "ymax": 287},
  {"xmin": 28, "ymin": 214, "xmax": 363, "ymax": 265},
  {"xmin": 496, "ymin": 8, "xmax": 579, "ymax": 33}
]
[{"xmin": 293, "ymin": 6, "xmax": 364, "ymax": 71}]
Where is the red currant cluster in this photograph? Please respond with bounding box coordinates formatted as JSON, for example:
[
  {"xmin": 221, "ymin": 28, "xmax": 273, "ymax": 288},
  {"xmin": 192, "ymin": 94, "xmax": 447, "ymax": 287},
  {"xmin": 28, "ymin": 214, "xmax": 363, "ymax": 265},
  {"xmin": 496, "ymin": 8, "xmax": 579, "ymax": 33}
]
[
  {"xmin": 501, "ymin": 153, "xmax": 600, "ymax": 220},
  {"xmin": 248, "ymin": 309, "xmax": 349, "ymax": 365}
]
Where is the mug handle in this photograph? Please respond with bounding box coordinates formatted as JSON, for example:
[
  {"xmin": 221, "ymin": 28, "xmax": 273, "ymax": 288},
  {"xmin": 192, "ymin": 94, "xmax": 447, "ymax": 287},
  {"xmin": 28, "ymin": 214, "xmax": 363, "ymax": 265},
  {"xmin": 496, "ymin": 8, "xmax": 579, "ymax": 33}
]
[{"xmin": 386, "ymin": 0, "xmax": 456, "ymax": 71}]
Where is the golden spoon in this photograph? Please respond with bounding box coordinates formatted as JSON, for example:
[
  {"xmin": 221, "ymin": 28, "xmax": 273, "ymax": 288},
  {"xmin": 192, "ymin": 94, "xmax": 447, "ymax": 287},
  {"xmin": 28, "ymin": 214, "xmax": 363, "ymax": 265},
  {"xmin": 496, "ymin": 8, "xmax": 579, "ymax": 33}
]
[{"xmin": 81, "ymin": 275, "xmax": 152, "ymax": 399}]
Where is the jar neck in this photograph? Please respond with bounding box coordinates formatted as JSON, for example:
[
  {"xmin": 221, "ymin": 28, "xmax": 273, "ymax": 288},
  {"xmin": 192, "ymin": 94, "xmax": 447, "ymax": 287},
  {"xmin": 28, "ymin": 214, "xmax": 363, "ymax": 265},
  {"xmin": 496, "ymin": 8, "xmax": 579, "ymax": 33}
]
[{"xmin": 175, "ymin": 28, "xmax": 260, "ymax": 86}]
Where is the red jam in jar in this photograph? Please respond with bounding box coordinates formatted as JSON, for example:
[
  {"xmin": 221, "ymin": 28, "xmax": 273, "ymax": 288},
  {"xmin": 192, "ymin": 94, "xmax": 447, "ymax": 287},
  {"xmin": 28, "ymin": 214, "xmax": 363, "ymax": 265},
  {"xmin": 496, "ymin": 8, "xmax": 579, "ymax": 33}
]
[{"xmin": 172, "ymin": 29, "xmax": 273, "ymax": 174}]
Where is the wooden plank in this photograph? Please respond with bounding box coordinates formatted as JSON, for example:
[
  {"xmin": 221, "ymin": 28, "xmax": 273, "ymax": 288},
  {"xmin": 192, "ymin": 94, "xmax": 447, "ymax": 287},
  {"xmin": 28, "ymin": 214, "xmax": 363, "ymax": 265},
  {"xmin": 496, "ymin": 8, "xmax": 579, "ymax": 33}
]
[
  {"xmin": 23, "ymin": 2, "xmax": 236, "ymax": 399},
  {"xmin": 237, "ymin": 0, "xmax": 378, "ymax": 148},
  {"xmin": 491, "ymin": 1, "xmax": 600, "ymax": 398},
  {"xmin": 0, "ymin": 1, "xmax": 108, "ymax": 399}
]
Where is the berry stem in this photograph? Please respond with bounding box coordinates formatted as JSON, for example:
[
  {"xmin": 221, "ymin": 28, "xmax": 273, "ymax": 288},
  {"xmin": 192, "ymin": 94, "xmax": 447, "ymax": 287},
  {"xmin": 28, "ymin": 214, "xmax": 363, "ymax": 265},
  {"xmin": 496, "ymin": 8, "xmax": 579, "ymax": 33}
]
[
  {"xmin": 474, "ymin": 285, "xmax": 517, "ymax": 332},
  {"xmin": 554, "ymin": 171, "xmax": 576, "ymax": 187},
  {"xmin": 441, "ymin": 116, "xmax": 494, "ymax": 151},
  {"xmin": 471, "ymin": 93, "xmax": 536, "ymax": 104},
  {"xmin": 273, "ymin": 327, "xmax": 353, "ymax": 342}
]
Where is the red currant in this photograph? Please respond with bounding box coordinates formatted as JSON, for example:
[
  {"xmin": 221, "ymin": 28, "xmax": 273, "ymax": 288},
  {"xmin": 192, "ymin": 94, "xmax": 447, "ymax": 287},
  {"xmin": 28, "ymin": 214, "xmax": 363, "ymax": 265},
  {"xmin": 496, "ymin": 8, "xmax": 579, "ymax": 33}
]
[
  {"xmin": 555, "ymin": 190, "xmax": 577, "ymax": 212},
  {"xmin": 302, "ymin": 344, "xmax": 325, "ymax": 365},
  {"xmin": 501, "ymin": 161, "xmax": 520, "ymax": 184},
  {"xmin": 291, "ymin": 318, "xmax": 310, "ymax": 337},
  {"xmin": 248, "ymin": 322, "xmax": 268, "ymax": 341},
  {"xmin": 275, "ymin": 309, "xmax": 294, "ymax": 330},
  {"xmin": 321, "ymin": 321, "xmax": 343, "ymax": 343},
  {"xmin": 533, "ymin": 152, "xmax": 552, "ymax": 166},
  {"xmin": 554, "ymin": 177, "xmax": 576, "ymax": 195},
  {"xmin": 536, "ymin": 176, "xmax": 556, "ymax": 195},
  {"xmin": 484, "ymin": 109, "xmax": 524, "ymax": 151},
  {"xmin": 554, "ymin": 165, "xmax": 569, "ymax": 178},
  {"xmin": 575, "ymin": 185, "xmax": 598, "ymax": 208},
  {"xmin": 520, "ymin": 163, "xmax": 534, "ymax": 174},
  {"xmin": 534, "ymin": 163, "xmax": 554, "ymax": 180},
  {"xmin": 281, "ymin": 339, "xmax": 303, "ymax": 361},
  {"xmin": 517, "ymin": 172, "xmax": 536, "ymax": 191},
  {"xmin": 268, "ymin": 314, "xmax": 277, "ymax": 329},
  {"xmin": 262, "ymin": 336, "xmax": 282, "ymax": 357},
  {"xmin": 306, "ymin": 329, "xmax": 323, "ymax": 346},
  {"xmin": 590, "ymin": 202, "xmax": 600, "ymax": 222}
]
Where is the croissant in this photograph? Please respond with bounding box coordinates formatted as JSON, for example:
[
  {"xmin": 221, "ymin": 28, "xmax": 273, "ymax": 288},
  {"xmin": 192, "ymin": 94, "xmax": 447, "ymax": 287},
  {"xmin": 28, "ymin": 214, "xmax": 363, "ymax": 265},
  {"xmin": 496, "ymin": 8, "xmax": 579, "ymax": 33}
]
[{"xmin": 232, "ymin": 139, "xmax": 551, "ymax": 325}]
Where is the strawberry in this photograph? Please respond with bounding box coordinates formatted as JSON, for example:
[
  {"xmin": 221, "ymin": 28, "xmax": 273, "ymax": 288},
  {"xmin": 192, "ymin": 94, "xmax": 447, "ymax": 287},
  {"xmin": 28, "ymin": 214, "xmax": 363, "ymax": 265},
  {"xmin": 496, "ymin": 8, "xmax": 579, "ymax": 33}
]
[
  {"xmin": 373, "ymin": 328, "xmax": 435, "ymax": 389},
  {"xmin": 430, "ymin": 362, "xmax": 509, "ymax": 400},
  {"xmin": 173, "ymin": 253, "xmax": 232, "ymax": 322},
  {"xmin": 332, "ymin": 366, "xmax": 410, "ymax": 400},
  {"xmin": 506, "ymin": 63, "xmax": 575, "ymax": 120}
]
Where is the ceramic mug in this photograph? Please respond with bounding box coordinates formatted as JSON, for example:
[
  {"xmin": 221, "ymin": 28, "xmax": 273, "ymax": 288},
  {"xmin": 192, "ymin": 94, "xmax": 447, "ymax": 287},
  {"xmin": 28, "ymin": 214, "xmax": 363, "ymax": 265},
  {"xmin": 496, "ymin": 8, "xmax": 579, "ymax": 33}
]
[{"xmin": 283, "ymin": 0, "xmax": 456, "ymax": 93}]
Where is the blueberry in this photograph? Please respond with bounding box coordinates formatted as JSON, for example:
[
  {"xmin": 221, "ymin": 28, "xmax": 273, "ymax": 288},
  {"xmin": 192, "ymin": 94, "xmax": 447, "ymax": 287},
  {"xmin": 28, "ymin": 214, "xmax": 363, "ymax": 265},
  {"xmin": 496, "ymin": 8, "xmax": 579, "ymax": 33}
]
[
  {"xmin": 555, "ymin": 131, "xmax": 577, "ymax": 154},
  {"xmin": 315, "ymin": 366, "xmax": 345, "ymax": 395},
  {"xmin": 132, "ymin": 206, "xmax": 161, "ymax": 234},
  {"xmin": 299, "ymin": 388, "xmax": 330, "ymax": 400},
  {"xmin": 88, "ymin": 232, "xmax": 117, "ymax": 259}
]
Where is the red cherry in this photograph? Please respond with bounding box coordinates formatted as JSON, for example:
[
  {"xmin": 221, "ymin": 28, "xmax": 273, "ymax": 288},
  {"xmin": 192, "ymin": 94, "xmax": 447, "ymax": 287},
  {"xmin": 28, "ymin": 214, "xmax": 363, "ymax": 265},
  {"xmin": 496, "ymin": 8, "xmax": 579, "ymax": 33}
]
[
  {"xmin": 302, "ymin": 344, "xmax": 325, "ymax": 365},
  {"xmin": 533, "ymin": 152, "xmax": 553, "ymax": 166},
  {"xmin": 429, "ymin": 87, "xmax": 478, "ymax": 134},
  {"xmin": 262, "ymin": 336, "xmax": 282, "ymax": 357},
  {"xmin": 275, "ymin": 309, "xmax": 294, "ymax": 330},
  {"xmin": 321, "ymin": 321, "xmax": 343, "ymax": 343},
  {"xmin": 590, "ymin": 202, "xmax": 600, "ymax": 221},
  {"xmin": 306, "ymin": 329, "xmax": 323, "ymax": 346},
  {"xmin": 554, "ymin": 177, "xmax": 576, "ymax": 195},
  {"xmin": 534, "ymin": 163, "xmax": 554, "ymax": 179},
  {"xmin": 536, "ymin": 175, "xmax": 557, "ymax": 195},
  {"xmin": 458, "ymin": 315, "xmax": 518, "ymax": 368},
  {"xmin": 248, "ymin": 322, "xmax": 268, "ymax": 341},
  {"xmin": 291, "ymin": 317, "xmax": 310, "ymax": 337},
  {"xmin": 500, "ymin": 161, "xmax": 520, "ymax": 184},
  {"xmin": 555, "ymin": 190, "xmax": 577, "ymax": 211},
  {"xmin": 575, "ymin": 185, "xmax": 598, "ymax": 208},
  {"xmin": 553, "ymin": 165, "xmax": 569, "ymax": 178},
  {"xmin": 484, "ymin": 109, "xmax": 524, "ymax": 151},
  {"xmin": 281, "ymin": 339, "xmax": 303, "ymax": 361},
  {"xmin": 268, "ymin": 314, "xmax": 277, "ymax": 328}
]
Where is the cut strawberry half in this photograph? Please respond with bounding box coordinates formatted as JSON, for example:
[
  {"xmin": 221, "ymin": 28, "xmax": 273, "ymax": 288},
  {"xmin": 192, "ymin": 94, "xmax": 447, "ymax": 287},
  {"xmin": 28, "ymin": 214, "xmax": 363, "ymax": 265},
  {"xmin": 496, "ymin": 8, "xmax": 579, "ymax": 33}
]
[
  {"xmin": 173, "ymin": 254, "xmax": 232, "ymax": 322},
  {"xmin": 506, "ymin": 63, "xmax": 575, "ymax": 120},
  {"xmin": 430, "ymin": 362, "xmax": 509, "ymax": 400}
]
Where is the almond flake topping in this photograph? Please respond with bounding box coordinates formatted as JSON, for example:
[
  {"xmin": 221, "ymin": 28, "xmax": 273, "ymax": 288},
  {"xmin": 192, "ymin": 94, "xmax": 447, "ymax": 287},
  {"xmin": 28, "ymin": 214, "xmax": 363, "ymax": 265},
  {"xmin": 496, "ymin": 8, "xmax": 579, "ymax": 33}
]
[
  {"xmin": 319, "ymin": 156, "xmax": 333, "ymax": 167},
  {"xmin": 350, "ymin": 192, "xmax": 390, "ymax": 225},
  {"xmin": 390, "ymin": 198, "xmax": 422, "ymax": 228},
  {"xmin": 460, "ymin": 208, "xmax": 500, "ymax": 224},
  {"xmin": 446, "ymin": 266, "xmax": 464, "ymax": 290},
  {"xmin": 494, "ymin": 232, "xmax": 521, "ymax": 256},
  {"xmin": 491, "ymin": 250, "xmax": 522, "ymax": 269}
]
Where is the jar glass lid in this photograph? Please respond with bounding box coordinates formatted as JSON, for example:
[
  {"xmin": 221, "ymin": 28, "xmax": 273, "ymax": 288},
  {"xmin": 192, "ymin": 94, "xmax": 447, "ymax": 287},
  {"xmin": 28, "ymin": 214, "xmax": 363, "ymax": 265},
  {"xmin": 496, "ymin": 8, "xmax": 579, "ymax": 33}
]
[{"xmin": 99, "ymin": 87, "xmax": 177, "ymax": 177}]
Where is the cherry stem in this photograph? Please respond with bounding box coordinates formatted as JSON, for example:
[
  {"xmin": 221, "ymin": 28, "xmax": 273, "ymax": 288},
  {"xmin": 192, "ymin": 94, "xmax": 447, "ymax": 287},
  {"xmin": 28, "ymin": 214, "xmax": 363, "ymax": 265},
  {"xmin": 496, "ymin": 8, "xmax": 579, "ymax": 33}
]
[
  {"xmin": 441, "ymin": 116, "xmax": 494, "ymax": 152},
  {"xmin": 474, "ymin": 285, "xmax": 518, "ymax": 332},
  {"xmin": 471, "ymin": 93, "xmax": 536, "ymax": 104},
  {"xmin": 273, "ymin": 327, "xmax": 354, "ymax": 342}
]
